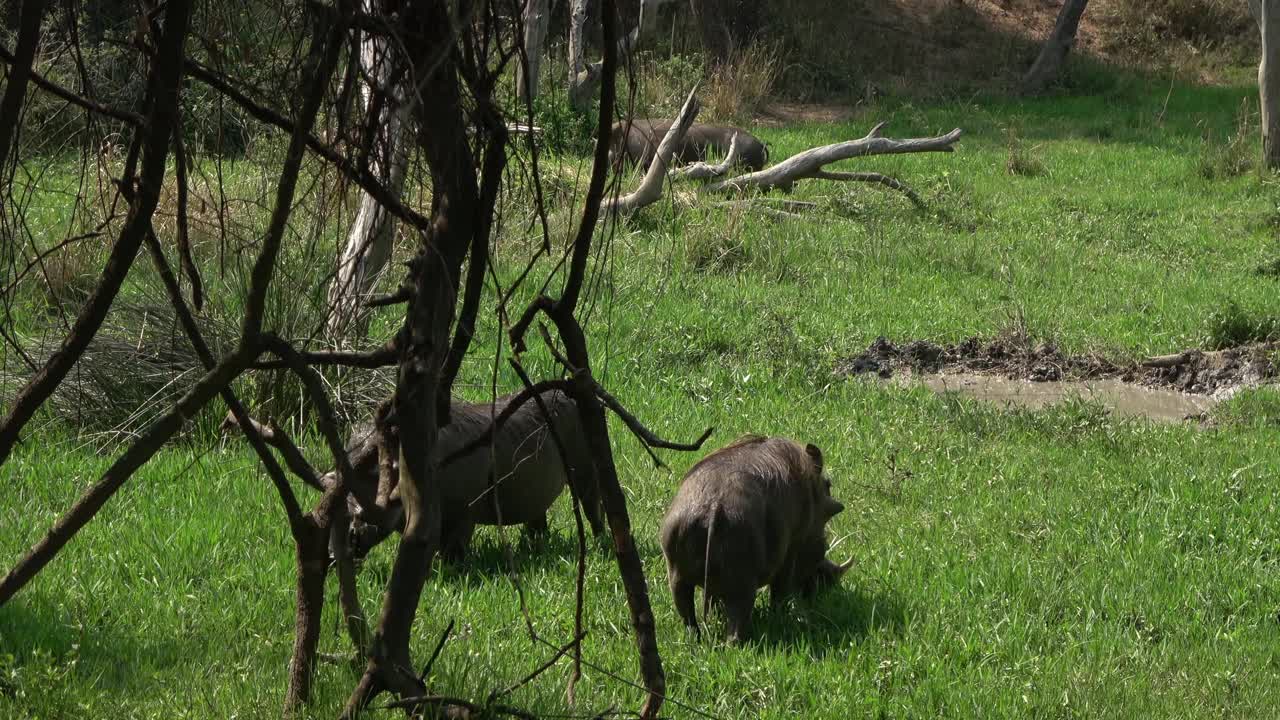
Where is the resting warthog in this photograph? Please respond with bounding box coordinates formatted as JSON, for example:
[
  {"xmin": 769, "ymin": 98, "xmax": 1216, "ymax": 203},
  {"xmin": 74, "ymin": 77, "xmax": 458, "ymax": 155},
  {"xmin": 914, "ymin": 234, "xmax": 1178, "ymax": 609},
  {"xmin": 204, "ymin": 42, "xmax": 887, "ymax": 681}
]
[
  {"xmin": 347, "ymin": 390, "xmax": 605, "ymax": 561},
  {"xmin": 608, "ymin": 119, "xmax": 768, "ymax": 172},
  {"xmin": 659, "ymin": 435, "xmax": 851, "ymax": 643}
]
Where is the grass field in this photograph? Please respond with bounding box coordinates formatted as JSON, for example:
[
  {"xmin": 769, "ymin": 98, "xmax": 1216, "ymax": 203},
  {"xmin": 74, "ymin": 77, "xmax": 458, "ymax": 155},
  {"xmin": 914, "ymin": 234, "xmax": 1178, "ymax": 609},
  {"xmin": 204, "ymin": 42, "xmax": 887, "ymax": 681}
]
[{"xmin": 6, "ymin": 68, "xmax": 1280, "ymax": 719}]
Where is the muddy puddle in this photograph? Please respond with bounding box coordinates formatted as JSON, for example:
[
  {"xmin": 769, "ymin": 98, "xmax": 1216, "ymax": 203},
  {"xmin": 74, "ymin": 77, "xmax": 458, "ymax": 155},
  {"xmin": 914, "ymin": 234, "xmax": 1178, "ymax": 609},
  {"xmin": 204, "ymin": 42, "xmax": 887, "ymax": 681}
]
[
  {"xmin": 903, "ymin": 372, "xmax": 1217, "ymax": 423},
  {"xmin": 836, "ymin": 336, "xmax": 1280, "ymax": 424}
]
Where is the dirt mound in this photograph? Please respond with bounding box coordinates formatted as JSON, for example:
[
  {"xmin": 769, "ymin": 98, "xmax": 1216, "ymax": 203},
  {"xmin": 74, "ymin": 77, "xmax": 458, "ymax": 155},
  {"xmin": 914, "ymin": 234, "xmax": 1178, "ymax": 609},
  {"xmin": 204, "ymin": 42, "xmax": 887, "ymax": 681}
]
[{"xmin": 836, "ymin": 336, "xmax": 1278, "ymax": 396}]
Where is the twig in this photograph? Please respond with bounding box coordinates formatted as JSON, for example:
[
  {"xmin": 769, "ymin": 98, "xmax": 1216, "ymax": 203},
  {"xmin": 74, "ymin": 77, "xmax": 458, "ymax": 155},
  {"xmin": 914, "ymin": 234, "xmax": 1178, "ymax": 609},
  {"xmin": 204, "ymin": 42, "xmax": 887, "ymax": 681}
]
[
  {"xmin": 812, "ymin": 170, "xmax": 925, "ymax": 208},
  {"xmin": 419, "ymin": 619, "xmax": 456, "ymax": 683},
  {"xmin": 0, "ymin": 45, "xmax": 144, "ymax": 126},
  {"xmin": 594, "ymin": 383, "xmax": 714, "ymax": 454},
  {"xmin": 437, "ymin": 379, "xmax": 575, "ymax": 467},
  {"xmin": 218, "ymin": 410, "xmax": 330, "ymax": 492},
  {"xmin": 509, "ymin": 359, "xmax": 590, "ymax": 703},
  {"xmin": 364, "ymin": 287, "xmax": 413, "ymax": 307},
  {"xmin": 491, "ymin": 630, "xmax": 588, "ymax": 701}
]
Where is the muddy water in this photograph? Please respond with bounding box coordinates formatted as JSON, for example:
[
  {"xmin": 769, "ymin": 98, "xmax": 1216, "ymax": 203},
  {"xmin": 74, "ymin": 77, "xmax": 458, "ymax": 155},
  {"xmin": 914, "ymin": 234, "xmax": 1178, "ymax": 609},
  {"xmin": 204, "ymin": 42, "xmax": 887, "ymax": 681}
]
[{"xmin": 907, "ymin": 373, "xmax": 1217, "ymax": 423}]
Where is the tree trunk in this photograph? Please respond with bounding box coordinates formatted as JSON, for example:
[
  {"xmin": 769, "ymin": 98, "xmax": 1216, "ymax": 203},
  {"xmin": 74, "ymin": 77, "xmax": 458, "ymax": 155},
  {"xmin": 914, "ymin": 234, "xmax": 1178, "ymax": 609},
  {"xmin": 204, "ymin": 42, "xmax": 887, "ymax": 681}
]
[
  {"xmin": 341, "ymin": 3, "xmax": 481, "ymax": 713},
  {"xmin": 569, "ymin": 0, "xmax": 590, "ymax": 109},
  {"xmin": 1019, "ymin": 0, "xmax": 1089, "ymax": 96},
  {"xmin": 517, "ymin": 0, "xmax": 550, "ymax": 105},
  {"xmin": 0, "ymin": 0, "xmax": 47, "ymax": 174},
  {"xmin": 283, "ymin": 516, "xmax": 329, "ymax": 712},
  {"xmin": 325, "ymin": 0, "xmax": 411, "ymax": 343},
  {"xmin": 1262, "ymin": 0, "xmax": 1280, "ymax": 169},
  {"xmin": 569, "ymin": 0, "xmax": 668, "ymax": 110}
]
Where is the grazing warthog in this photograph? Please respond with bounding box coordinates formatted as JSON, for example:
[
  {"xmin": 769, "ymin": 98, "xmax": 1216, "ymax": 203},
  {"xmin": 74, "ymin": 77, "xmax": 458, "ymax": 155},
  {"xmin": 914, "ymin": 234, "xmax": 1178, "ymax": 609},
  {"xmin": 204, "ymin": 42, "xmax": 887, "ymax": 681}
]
[
  {"xmin": 659, "ymin": 435, "xmax": 851, "ymax": 643},
  {"xmin": 608, "ymin": 118, "xmax": 768, "ymax": 172},
  {"xmin": 347, "ymin": 390, "xmax": 605, "ymax": 561}
]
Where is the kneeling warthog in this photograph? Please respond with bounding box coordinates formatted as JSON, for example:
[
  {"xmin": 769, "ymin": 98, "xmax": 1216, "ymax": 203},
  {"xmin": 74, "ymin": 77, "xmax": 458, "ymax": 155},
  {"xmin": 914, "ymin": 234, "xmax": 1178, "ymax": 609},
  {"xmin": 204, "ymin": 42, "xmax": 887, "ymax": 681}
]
[
  {"xmin": 609, "ymin": 118, "xmax": 768, "ymax": 172},
  {"xmin": 348, "ymin": 390, "xmax": 605, "ymax": 561},
  {"xmin": 660, "ymin": 435, "xmax": 851, "ymax": 643}
]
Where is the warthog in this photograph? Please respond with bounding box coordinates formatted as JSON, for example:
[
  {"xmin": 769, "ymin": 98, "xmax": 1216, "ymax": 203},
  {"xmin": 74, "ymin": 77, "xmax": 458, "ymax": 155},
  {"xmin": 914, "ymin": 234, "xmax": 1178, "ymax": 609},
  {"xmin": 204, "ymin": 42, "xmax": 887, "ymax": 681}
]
[
  {"xmin": 608, "ymin": 118, "xmax": 768, "ymax": 172},
  {"xmin": 659, "ymin": 435, "xmax": 851, "ymax": 643},
  {"xmin": 347, "ymin": 390, "xmax": 605, "ymax": 561}
]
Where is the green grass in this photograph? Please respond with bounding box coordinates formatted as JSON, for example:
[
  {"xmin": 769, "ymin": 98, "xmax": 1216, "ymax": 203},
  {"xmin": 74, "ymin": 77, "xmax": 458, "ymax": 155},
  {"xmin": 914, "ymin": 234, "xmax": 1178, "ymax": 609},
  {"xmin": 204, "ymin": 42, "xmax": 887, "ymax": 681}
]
[{"xmin": 7, "ymin": 72, "xmax": 1280, "ymax": 718}]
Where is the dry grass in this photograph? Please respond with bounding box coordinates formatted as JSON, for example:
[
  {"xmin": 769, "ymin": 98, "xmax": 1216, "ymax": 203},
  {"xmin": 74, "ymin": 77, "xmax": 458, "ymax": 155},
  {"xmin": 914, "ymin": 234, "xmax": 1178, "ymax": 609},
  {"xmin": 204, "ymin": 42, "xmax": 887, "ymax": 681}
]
[
  {"xmin": 1196, "ymin": 97, "xmax": 1257, "ymax": 180},
  {"xmin": 702, "ymin": 43, "xmax": 782, "ymax": 123}
]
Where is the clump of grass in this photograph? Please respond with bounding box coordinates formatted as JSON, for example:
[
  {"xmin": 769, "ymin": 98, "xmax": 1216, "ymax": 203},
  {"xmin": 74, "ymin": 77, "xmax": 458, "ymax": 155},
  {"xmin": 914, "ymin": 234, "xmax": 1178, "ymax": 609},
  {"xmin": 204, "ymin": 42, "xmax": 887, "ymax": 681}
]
[
  {"xmin": 1003, "ymin": 128, "xmax": 1045, "ymax": 177},
  {"xmin": 1196, "ymin": 99, "xmax": 1256, "ymax": 180},
  {"xmin": 682, "ymin": 206, "xmax": 750, "ymax": 274},
  {"xmin": 631, "ymin": 53, "xmax": 705, "ymax": 119},
  {"xmin": 1211, "ymin": 386, "xmax": 1280, "ymax": 428},
  {"xmin": 37, "ymin": 242, "xmax": 101, "ymax": 313},
  {"xmin": 1253, "ymin": 256, "xmax": 1280, "ymax": 278},
  {"xmin": 1202, "ymin": 300, "xmax": 1279, "ymax": 349},
  {"xmin": 703, "ymin": 43, "xmax": 781, "ymax": 123}
]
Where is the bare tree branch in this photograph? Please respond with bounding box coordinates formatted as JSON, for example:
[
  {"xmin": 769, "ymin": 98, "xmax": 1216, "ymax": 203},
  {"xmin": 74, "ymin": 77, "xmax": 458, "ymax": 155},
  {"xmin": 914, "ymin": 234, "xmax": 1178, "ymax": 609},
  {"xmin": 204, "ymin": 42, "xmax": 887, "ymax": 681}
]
[
  {"xmin": 603, "ymin": 86, "xmax": 700, "ymax": 215},
  {"xmin": 707, "ymin": 122, "xmax": 963, "ymax": 193},
  {"xmin": 0, "ymin": 0, "xmax": 192, "ymax": 469},
  {"xmin": 0, "ymin": 44, "xmax": 144, "ymax": 126},
  {"xmin": 219, "ymin": 410, "xmax": 330, "ymax": 492},
  {"xmin": 811, "ymin": 170, "xmax": 925, "ymax": 208},
  {"xmin": 0, "ymin": 0, "xmax": 50, "ymax": 172},
  {"xmin": 672, "ymin": 132, "xmax": 741, "ymax": 180},
  {"xmin": 185, "ymin": 60, "xmax": 434, "ymax": 232}
]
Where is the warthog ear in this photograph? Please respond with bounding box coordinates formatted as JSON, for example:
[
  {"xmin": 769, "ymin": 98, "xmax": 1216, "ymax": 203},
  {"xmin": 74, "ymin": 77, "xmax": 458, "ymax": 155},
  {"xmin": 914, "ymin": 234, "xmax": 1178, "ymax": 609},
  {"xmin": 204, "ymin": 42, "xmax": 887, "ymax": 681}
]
[
  {"xmin": 822, "ymin": 496, "xmax": 844, "ymax": 518},
  {"xmin": 805, "ymin": 443, "xmax": 824, "ymax": 474}
]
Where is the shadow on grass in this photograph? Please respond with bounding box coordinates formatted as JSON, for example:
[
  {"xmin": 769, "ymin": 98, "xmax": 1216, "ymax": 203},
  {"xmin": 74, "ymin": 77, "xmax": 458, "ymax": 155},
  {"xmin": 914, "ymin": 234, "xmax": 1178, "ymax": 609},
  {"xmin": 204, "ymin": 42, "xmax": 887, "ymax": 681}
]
[
  {"xmin": 442, "ymin": 528, "xmax": 609, "ymax": 580},
  {"xmin": 0, "ymin": 598, "xmax": 78, "ymax": 660},
  {"xmin": 0, "ymin": 590, "xmax": 182, "ymax": 692},
  {"xmin": 750, "ymin": 584, "xmax": 905, "ymax": 657}
]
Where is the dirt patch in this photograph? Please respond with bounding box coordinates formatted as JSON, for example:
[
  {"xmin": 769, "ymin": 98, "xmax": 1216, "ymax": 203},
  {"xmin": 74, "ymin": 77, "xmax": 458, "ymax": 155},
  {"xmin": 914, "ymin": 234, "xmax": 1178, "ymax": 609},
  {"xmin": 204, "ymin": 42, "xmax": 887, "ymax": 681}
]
[
  {"xmin": 756, "ymin": 103, "xmax": 857, "ymax": 127},
  {"xmin": 914, "ymin": 373, "xmax": 1216, "ymax": 423},
  {"xmin": 836, "ymin": 336, "xmax": 1279, "ymax": 397}
]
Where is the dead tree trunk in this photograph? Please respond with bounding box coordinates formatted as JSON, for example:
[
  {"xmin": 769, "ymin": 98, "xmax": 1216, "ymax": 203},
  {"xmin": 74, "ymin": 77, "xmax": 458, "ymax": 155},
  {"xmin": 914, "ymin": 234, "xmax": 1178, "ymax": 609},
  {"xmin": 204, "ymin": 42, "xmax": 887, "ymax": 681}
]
[
  {"xmin": 517, "ymin": 0, "xmax": 551, "ymax": 104},
  {"xmin": 569, "ymin": 0, "xmax": 668, "ymax": 110},
  {"xmin": 325, "ymin": 0, "xmax": 412, "ymax": 342},
  {"xmin": 1262, "ymin": 0, "xmax": 1280, "ymax": 169},
  {"xmin": 1019, "ymin": 0, "xmax": 1089, "ymax": 96},
  {"xmin": 604, "ymin": 87, "xmax": 700, "ymax": 214}
]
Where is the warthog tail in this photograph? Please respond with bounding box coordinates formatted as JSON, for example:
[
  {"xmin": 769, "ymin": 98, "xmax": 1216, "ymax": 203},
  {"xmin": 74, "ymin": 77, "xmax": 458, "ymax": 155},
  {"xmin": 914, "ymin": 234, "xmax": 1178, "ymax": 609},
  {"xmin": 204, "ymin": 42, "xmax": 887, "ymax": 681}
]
[{"xmin": 702, "ymin": 501, "xmax": 719, "ymax": 623}]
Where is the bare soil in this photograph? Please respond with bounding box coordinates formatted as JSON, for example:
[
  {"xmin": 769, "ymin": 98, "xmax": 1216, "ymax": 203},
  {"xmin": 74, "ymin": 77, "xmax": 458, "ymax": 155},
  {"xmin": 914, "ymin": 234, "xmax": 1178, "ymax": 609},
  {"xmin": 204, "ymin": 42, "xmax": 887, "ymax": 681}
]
[{"xmin": 836, "ymin": 336, "xmax": 1279, "ymax": 397}]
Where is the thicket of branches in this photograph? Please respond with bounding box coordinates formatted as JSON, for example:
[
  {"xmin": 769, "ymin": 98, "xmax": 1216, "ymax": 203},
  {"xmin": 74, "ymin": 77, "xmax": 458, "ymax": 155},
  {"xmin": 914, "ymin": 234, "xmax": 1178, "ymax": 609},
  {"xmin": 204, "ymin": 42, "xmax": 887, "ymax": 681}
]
[{"xmin": 0, "ymin": 0, "xmax": 708, "ymax": 716}]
